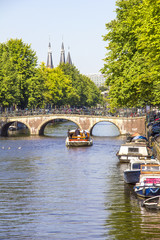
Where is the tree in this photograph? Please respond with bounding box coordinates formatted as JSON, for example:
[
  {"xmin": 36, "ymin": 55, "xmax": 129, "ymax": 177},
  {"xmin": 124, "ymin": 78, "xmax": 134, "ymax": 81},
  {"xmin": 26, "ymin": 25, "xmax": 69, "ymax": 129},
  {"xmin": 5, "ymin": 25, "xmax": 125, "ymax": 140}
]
[
  {"xmin": 0, "ymin": 39, "xmax": 38, "ymax": 109},
  {"xmin": 27, "ymin": 68, "xmax": 45, "ymax": 108},
  {"xmin": 101, "ymin": 0, "xmax": 160, "ymax": 109},
  {"xmin": 59, "ymin": 63, "xmax": 102, "ymax": 106},
  {"xmin": 37, "ymin": 63, "xmax": 78, "ymax": 107}
]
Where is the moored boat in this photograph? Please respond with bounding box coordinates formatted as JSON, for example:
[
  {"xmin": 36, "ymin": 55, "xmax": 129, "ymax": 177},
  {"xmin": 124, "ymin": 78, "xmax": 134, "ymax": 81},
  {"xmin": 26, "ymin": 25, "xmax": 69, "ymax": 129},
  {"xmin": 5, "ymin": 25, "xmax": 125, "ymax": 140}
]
[
  {"xmin": 116, "ymin": 142, "xmax": 152, "ymax": 163},
  {"xmin": 134, "ymin": 164, "xmax": 160, "ymax": 198},
  {"xmin": 142, "ymin": 195, "xmax": 160, "ymax": 210},
  {"xmin": 65, "ymin": 129, "xmax": 93, "ymax": 147},
  {"xmin": 124, "ymin": 158, "xmax": 159, "ymax": 184}
]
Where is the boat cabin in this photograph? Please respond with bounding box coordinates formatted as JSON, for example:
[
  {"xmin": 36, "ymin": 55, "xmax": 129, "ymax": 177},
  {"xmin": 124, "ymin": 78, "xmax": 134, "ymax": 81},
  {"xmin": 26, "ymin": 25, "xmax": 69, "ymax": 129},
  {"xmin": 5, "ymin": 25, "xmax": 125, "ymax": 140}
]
[
  {"xmin": 128, "ymin": 158, "xmax": 159, "ymax": 171},
  {"xmin": 117, "ymin": 142, "xmax": 152, "ymax": 163}
]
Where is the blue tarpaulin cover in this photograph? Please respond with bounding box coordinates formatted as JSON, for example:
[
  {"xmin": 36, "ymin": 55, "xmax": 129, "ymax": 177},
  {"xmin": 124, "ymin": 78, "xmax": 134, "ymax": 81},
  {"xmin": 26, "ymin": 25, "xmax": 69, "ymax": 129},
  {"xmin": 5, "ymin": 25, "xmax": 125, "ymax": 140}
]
[{"xmin": 132, "ymin": 135, "xmax": 148, "ymax": 141}]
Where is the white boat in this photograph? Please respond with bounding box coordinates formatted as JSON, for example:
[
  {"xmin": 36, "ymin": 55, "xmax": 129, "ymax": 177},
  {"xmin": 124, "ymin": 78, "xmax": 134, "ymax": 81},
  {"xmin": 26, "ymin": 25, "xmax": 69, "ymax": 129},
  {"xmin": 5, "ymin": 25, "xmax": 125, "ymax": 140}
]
[
  {"xmin": 116, "ymin": 142, "xmax": 152, "ymax": 163},
  {"xmin": 124, "ymin": 158, "xmax": 160, "ymax": 184},
  {"xmin": 134, "ymin": 164, "xmax": 160, "ymax": 198},
  {"xmin": 65, "ymin": 129, "xmax": 93, "ymax": 147}
]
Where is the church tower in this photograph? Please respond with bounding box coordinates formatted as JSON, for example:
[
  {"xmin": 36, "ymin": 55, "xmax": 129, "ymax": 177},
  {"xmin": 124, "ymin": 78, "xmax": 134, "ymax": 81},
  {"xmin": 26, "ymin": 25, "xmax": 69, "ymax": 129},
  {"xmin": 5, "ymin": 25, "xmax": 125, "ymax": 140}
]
[
  {"xmin": 47, "ymin": 42, "xmax": 53, "ymax": 69},
  {"xmin": 60, "ymin": 42, "xmax": 65, "ymax": 64},
  {"xmin": 66, "ymin": 48, "xmax": 72, "ymax": 65}
]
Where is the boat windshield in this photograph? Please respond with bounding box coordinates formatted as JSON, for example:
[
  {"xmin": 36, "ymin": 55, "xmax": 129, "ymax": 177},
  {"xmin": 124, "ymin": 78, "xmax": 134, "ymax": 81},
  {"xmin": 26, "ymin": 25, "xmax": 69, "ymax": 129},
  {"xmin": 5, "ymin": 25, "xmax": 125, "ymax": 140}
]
[
  {"xmin": 128, "ymin": 148, "xmax": 139, "ymax": 153},
  {"xmin": 132, "ymin": 163, "xmax": 141, "ymax": 169},
  {"xmin": 141, "ymin": 164, "xmax": 160, "ymax": 174}
]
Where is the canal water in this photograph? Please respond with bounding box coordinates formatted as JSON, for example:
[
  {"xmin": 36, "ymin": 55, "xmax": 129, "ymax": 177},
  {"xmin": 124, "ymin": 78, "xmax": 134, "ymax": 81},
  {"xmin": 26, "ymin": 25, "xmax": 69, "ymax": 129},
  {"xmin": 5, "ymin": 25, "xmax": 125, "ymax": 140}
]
[{"xmin": 0, "ymin": 122, "xmax": 160, "ymax": 240}]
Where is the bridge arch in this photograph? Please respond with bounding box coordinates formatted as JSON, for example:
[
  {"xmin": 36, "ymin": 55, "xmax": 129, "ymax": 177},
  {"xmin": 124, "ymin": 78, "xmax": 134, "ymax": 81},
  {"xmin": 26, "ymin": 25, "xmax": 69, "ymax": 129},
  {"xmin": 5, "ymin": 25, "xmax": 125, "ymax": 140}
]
[
  {"xmin": 37, "ymin": 117, "xmax": 81, "ymax": 136},
  {"xmin": 90, "ymin": 119, "xmax": 120, "ymax": 136},
  {"xmin": 0, "ymin": 115, "xmax": 146, "ymax": 136},
  {"xmin": 1, "ymin": 120, "xmax": 31, "ymax": 136}
]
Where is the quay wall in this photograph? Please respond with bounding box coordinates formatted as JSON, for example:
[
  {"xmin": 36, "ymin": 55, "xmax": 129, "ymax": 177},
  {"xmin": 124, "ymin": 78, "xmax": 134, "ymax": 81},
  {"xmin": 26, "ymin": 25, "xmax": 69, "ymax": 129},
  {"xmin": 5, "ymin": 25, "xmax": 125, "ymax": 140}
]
[{"xmin": 154, "ymin": 141, "xmax": 160, "ymax": 160}]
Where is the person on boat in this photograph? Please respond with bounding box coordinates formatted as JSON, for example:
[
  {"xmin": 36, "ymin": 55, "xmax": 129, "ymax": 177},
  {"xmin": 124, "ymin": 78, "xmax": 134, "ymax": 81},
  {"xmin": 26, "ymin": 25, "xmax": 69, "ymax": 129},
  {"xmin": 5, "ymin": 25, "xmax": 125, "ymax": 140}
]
[
  {"xmin": 83, "ymin": 130, "xmax": 88, "ymax": 139},
  {"xmin": 75, "ymin": 128, "xmax": 80, "ymax": 136},
  {"xmin": 68, "ymin": 129, "xmax": 71, "ymax": 138}
]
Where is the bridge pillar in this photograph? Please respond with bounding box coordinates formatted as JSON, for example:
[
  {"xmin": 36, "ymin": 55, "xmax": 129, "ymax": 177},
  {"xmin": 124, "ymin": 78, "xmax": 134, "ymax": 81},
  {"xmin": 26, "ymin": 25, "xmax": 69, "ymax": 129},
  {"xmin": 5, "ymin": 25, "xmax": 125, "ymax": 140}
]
[
  {"xmin": 25, "ymin": 117, "xmax": 43, "ymax": 135},
  {"xmin": 79, "ymin": 117, "xmax": 91, "ymax": 131}
]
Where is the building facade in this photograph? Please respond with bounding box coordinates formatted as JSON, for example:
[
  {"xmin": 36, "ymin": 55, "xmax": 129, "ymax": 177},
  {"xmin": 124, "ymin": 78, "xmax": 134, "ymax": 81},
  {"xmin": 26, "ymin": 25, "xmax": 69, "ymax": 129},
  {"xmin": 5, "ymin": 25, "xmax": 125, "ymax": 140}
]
[{"xmin": 86, "ymin": 73, "xmax": 106, "ymax": 87}]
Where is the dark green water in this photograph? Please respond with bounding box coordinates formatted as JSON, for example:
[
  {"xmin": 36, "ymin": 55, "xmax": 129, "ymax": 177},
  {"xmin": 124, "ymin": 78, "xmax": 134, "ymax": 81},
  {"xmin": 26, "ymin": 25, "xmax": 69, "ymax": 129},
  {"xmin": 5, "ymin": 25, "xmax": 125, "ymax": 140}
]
[{"xmin": 0, "ymin": 122, "xmax": 160, "ymax": 240}]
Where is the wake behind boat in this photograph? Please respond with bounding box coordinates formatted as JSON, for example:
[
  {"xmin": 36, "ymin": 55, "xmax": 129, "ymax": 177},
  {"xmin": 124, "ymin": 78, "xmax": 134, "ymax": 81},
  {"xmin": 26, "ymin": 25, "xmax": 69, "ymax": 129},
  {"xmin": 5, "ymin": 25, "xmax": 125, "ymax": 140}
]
[{"xmin": 65, "ymin": 129, "xmax": 93, "ymax": 147}]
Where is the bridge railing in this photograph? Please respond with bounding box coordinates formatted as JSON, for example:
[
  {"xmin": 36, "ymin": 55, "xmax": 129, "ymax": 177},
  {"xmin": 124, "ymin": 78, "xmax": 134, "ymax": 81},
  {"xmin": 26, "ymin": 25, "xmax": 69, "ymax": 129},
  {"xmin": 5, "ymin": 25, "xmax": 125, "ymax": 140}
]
[{"xmin": 0, "ymin": 108, "xmax": 147, "ymax": 118}]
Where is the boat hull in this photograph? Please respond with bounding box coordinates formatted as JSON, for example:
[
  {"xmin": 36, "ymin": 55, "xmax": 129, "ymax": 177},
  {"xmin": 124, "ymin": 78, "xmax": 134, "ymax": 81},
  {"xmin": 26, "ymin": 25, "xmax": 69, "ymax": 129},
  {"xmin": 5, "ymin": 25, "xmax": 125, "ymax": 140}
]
[
  {"xmin": 134, "ymin": 186, "xmax": 160, "ymax": 198},
  {"xmin": 65, "ymin": 137, "xmax": 93, "ymax": 147},
  {"xmin": 124, "ymin": 170, "xmax": 140, "ymax": 184}
]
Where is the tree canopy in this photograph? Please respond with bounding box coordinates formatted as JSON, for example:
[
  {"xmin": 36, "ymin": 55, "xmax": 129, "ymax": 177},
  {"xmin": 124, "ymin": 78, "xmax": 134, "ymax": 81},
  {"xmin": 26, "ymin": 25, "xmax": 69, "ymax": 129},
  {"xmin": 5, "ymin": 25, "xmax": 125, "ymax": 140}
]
[
  {"xmin": 101, "ymin": 0, "xmax": 160, "ymax": 109},
  {"xmin": 0, "ymin": 38, "xmax": 37, "ymax": 108},
  {"xmin": 59, "ymin": 63, "xmax": 102, "ymax": 107},
  {"xmin": 0, "ymin": 39, "xmax": 102, "ymax": 109}
]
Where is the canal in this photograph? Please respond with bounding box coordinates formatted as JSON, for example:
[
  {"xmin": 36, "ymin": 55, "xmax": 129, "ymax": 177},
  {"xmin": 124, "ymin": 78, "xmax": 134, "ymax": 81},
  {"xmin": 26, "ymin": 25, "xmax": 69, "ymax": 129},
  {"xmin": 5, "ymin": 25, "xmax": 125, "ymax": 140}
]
[{"xmin": 0, "ymin": 121, "xmax": 160, "ymax": 239}]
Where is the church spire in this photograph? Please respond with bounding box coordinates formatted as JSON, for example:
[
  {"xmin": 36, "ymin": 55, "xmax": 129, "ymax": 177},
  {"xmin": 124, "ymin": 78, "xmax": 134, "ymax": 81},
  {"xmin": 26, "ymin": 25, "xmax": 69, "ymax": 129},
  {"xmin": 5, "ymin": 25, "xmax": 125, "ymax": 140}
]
[
  {"xmin": 66, "ymin": 47, "xmax": 72, "ymax": 65},
  {"xmin": 60, "ymin": 42, "xmax": 65, "ymax": 64},
  {"xmin": 47, "ymin": 42, "xmax": 53, "ymax": 69}
]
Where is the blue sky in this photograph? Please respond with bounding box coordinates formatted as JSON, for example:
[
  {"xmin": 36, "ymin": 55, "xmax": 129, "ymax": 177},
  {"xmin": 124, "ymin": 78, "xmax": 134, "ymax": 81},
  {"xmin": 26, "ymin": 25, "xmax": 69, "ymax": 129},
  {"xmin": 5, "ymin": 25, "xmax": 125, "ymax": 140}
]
[{"xmin": 0, "ymin": 0, "xmax": 117, "ymax": 74}]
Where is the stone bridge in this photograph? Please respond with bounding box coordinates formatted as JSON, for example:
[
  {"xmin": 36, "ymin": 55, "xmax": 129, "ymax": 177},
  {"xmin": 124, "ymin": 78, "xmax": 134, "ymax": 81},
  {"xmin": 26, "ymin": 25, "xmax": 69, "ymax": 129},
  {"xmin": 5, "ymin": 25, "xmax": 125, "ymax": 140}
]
[{"xmin": 0, "ymin": 114, "xmax": 146, "ymax": 136}]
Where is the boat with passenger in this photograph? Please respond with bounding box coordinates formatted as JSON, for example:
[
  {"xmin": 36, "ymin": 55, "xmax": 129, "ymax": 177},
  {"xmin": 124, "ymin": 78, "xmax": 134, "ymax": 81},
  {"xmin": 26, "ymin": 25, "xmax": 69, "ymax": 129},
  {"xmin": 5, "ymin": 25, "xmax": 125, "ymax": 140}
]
[
  {"xmin": 65, "ymin": 129, "xmax": 93, "ymax": 147},
  {"xmin": 124, "ymin": 158, "xmax": 159, "ymax": 184},
  {"xmin": 134, "ymin": 164, "xmax": 160, "ymax": 198},
  {"xmin": 116, "ymin": 142, "xmax": 152, "ymax": 163}
]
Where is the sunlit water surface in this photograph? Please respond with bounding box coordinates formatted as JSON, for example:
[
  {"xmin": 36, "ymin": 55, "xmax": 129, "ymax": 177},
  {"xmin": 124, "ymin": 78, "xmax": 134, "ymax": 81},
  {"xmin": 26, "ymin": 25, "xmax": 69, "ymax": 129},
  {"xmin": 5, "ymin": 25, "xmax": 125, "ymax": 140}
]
[{"xmin": 0, "ymin": 122, "xmax": 160, "ymax": 240}]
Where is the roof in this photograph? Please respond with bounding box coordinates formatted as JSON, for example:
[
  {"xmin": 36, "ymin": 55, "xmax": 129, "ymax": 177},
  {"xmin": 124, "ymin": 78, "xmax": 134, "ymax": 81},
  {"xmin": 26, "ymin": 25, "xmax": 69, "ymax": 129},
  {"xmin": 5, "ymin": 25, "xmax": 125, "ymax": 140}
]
[
  {"xmin": 66, "ymin": 51, "xmax": 72, "ymax": 65},
  {"xmin": 60, "ymin": 42, "xmax": 65, "ymax": 64},
  {"xmin": 47, "ymin": 42, "xmax": 54, "ymax": 68}
]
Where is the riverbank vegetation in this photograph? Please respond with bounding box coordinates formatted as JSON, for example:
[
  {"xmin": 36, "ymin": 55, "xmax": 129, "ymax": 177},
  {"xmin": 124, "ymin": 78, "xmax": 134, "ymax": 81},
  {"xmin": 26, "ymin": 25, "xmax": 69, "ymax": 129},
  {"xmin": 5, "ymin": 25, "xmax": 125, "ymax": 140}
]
[
  {"xmin": 101, "ymin": 0, "xmax": 160, "ymax": 110},
  {"xmin": 0, "ymin": 39, "xmax": 102, "ymax": 110}
]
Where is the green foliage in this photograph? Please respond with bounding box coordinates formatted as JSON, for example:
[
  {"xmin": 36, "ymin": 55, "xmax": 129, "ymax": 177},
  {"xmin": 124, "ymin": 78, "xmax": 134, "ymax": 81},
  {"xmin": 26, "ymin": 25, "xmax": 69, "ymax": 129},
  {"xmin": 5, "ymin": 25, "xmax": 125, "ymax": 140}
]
[
  {"xmin": 101, "ymin": 0, "xmax": 160, "ymax": 109},
  {"xmin": 39, "ymin": 63, "xmax": 77, "ymax": 106},
  {"xmin": 0, "ymin": 38, "xmax": 37, "ymax": 108},
  {"xmin": 99, "ymin": 86, "xmax": 108, "ymax": 92},
  {"xmin": 0, "ymin": 39, "xmax": 102, "ymax": 109},
  {"xmin": 59, "ymin": 63, "xmax": 102, "ymax": 106},
  {"xmin": 27, "ymin": 68, "xmax": 45, "ymax": 108}
]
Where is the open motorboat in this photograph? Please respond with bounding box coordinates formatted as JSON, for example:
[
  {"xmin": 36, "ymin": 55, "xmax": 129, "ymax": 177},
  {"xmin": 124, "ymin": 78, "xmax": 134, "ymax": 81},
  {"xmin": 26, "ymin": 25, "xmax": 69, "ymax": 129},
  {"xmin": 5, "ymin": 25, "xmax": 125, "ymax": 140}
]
[
  {"xmin": 134, "ymin": 164, "xmax": 160, "ymax": 198},
  {"xmin": 116, "ymin": 142, "xmax": 152, "ymax": 163},
  {"xmin": 65, "ymin": 129, "xmax": 93, "ymax": 147},
  {"xmin": 124, "ymin": 158, "xmax": 160, "ymax": 184},
  {"xmin": 142, "ymin": 195, "xmax": 160, "ymax": 210}
]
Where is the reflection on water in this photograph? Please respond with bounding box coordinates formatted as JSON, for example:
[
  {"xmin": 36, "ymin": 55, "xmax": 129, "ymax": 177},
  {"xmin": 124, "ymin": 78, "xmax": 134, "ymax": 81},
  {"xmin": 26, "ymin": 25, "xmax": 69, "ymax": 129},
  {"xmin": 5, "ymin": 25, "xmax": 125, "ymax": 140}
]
[
  {"xmin": 0, "ymin": 122, "xmax": 160, "ymax": 239},
  {"xmin": 105, "ymin": 164, "xmax": 160, "ymax": 240},
  {"xmin": 44, "ymin": 120, "xmax": 78, "ymax": 137}
]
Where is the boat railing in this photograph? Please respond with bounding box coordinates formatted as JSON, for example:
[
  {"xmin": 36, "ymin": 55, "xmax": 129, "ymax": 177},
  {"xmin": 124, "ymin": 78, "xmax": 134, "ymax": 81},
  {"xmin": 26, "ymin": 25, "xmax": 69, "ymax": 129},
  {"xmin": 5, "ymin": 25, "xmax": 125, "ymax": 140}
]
[
  {"xmin": 140, "ymin": 164, "xmax": 160, "ymax": 174},
  {"xmin": 69, "ymin": 136, "xmax": 88, "ymax": 140}
]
